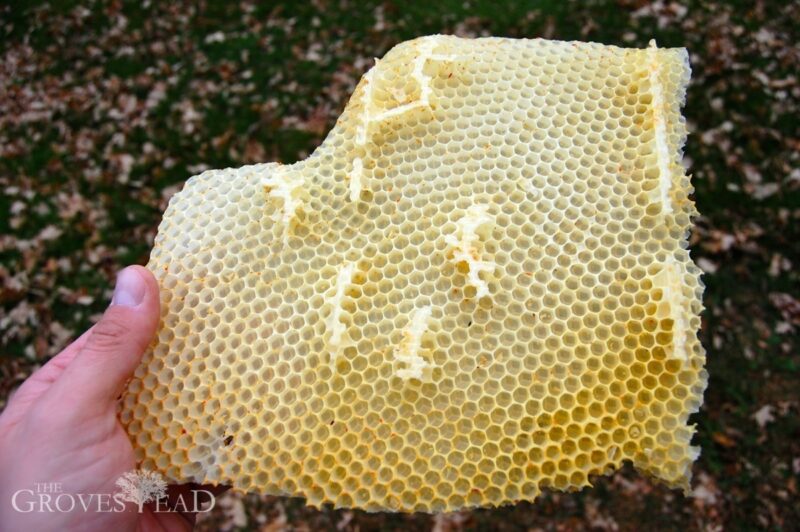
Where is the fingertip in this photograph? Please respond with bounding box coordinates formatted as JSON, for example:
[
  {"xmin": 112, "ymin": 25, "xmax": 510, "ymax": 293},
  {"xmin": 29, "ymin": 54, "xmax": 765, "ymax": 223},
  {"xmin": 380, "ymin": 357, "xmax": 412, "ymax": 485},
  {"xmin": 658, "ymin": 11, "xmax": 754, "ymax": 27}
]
[
  {"xmin": 43, "ymin": 265, "xmax": 162, "ymax": 408},
  {"xmin": 112, "ymin": 266, "xmax": 159, "ymax": 309}
]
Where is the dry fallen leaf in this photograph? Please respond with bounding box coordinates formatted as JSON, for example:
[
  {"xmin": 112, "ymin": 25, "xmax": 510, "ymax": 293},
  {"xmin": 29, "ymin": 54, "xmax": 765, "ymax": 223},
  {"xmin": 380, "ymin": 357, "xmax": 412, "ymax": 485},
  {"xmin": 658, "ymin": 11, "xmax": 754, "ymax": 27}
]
[{"xmin": 752, "ymin": 405, "xmax": 775, "ymax": 429}]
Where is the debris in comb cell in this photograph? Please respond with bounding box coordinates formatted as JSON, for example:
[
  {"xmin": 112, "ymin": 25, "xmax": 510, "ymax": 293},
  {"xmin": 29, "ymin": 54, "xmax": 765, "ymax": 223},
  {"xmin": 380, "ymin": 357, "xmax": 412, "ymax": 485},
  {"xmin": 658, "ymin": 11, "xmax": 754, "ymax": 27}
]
[
  {"xmin": 393, "ymin": 305, "xmax": 433, "ymax": 381},
  {"xmin": 325, "ymin": 262, "xmax": 355, "ymax": 365},
  {"xmin": 445, "ymin": 204, "xmax": 495, "ymax": 300}
]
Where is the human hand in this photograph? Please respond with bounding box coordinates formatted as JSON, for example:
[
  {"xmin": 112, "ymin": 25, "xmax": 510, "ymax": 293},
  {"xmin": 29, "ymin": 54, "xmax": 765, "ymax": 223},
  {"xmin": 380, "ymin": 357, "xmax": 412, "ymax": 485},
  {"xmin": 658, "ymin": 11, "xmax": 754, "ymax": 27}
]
[{"xmin": 0, "ymin": 266, "xmax": 224, "ymax": 531}]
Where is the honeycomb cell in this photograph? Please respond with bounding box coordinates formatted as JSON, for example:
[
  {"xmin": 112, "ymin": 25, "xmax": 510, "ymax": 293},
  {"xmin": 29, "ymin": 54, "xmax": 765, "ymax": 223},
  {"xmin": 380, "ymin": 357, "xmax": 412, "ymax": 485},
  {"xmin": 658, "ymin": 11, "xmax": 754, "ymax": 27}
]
[{"xmin": 120, "ymin": 35, "xmax": 706, "ymax": 513}]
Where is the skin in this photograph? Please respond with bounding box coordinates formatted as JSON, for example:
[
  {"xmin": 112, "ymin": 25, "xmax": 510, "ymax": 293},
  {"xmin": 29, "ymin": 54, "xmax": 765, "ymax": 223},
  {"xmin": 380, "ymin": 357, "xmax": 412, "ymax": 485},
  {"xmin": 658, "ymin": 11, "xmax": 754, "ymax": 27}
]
[{"xmin": 0, "ymin": 266, "xmax": 227, "ymax": 532}]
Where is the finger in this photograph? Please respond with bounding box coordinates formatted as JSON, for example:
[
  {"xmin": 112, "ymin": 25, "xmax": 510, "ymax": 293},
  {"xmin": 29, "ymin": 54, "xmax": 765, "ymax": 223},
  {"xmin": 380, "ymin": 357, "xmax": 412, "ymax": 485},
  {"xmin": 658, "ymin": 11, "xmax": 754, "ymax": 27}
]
[
  {"xmin": 44, "ymin": 266, "xmax": 160, "ymax": 412},
  {"xmin": 3, "ymin": 325, "xmax": 96, "ymax": 423}
]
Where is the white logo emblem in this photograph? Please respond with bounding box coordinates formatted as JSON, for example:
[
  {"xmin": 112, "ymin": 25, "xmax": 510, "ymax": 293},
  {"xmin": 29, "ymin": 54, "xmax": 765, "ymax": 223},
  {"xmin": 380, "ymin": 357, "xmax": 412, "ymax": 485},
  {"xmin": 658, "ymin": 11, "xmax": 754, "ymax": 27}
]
[{"xmin": 114, "ymin": 470, "xmax": 169, "ymax": 512}]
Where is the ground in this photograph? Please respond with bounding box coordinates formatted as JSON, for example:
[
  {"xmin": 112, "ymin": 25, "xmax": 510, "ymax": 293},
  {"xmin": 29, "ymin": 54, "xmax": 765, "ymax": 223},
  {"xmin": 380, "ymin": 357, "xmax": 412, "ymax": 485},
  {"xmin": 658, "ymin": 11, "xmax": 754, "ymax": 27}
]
[{"xmin": 1, "ymin": 1, "xmax": 798, "ymax": 530}]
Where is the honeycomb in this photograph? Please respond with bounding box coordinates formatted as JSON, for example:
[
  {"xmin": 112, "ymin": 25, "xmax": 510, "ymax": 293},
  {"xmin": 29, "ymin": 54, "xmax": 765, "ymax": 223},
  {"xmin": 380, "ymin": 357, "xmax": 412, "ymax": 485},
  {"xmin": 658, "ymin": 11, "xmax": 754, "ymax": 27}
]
[{"xmin": 120, "ymin": 35, "xmax": 708, "ymax": 513}]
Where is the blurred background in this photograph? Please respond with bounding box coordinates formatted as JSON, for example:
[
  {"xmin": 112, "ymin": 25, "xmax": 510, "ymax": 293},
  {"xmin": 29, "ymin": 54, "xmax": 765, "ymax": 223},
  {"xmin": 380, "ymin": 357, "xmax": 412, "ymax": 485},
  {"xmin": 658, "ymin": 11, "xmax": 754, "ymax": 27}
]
[{"xmin": 1, "ymin": 0, "xmax": 797, "ymax": 530}]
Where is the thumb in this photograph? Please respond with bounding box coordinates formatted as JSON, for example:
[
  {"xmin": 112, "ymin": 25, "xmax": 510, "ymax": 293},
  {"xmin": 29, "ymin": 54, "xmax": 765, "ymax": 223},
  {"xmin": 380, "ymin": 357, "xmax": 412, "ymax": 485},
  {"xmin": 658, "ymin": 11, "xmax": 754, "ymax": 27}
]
[{"xmin": 47, "ymin": 266, "xmax": 160, "ymax": 410}]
